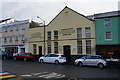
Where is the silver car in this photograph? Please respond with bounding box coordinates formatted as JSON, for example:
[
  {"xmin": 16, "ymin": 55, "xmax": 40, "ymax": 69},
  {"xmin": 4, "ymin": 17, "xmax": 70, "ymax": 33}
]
[{"xmin": 74, "ymin": 55, "xmax": 107, "ymax": 68}]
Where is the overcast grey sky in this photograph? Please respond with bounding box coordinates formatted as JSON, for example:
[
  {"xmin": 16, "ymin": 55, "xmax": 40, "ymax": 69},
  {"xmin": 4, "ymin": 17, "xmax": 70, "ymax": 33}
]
[{"xmin": 1, "ymin": 0, "xmax": 119, "ymax": 24}]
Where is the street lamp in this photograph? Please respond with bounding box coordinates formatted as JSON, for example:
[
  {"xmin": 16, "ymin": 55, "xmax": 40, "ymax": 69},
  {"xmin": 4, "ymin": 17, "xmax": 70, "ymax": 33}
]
[{"xmin": 37, "ymin": 16, "xmax": 46, "ymax": 55}]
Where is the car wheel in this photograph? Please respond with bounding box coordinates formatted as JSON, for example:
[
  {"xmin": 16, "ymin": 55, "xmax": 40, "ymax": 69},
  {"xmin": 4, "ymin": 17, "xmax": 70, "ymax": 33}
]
[
  {"xmin": 54, "ymin": 60, "xmax": 59, "ymax": 64},
  {"xmin": 24, "ymin": 58, "xmax": 27, "ymax": 61},
  {"xmin": 78, "ymin": 62, "xmax": 83, "ymax": 67},
  {"xmin": 14, "ymin": 57, "xmax": 16, "ymax": 60},
  {"xmin": 98, "ymin": 63, "xmax": 104, "ymax": 68},
  {"xmin": 40, "ymin": 59, "xmax": 44, "ymax": 63}
]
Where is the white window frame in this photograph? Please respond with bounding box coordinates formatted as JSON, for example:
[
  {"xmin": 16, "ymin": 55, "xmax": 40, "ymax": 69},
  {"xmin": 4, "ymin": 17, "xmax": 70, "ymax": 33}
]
[
  {"xmin": 105, "ymin": 31, "xmax": 112, "ymax": 41},
  {"xmin": 77, "ymin": 28, "xmax": 82, "ymax": 39},
  {"xmin": 85, "ymin": 27, "xmax": 91, "ymax": 38},
  {"xmin": 104, "ymin": 19, "xmax": 112, "ymax": 28}
]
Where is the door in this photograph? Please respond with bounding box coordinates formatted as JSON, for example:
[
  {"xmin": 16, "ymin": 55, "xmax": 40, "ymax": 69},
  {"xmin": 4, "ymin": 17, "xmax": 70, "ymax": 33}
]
[
  {"xmin": 83, "ymin": 55, "xmax": 91, "ymax": 65},
  {"xmin": 39, "ymin": 46, "xmax": 42, "ymax": 57},
  {"xmin": 63, "ymin": 45, "xmax": 71, "ymax": 60},
  {"xmin": 44, "ymin": 54, "xmax": 51, "ymax": 62}
]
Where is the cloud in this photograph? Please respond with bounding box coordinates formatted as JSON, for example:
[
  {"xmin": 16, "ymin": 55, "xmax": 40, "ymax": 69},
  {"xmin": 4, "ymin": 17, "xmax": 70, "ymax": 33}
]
[{"xmin": 1, "ymin": 0, "xmax": 119, "ymax": 24}]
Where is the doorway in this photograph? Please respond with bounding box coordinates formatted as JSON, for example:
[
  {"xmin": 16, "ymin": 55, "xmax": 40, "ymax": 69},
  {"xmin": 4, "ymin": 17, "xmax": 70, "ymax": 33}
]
[
  {"xmin": 39, "ymin": 46, "xmax": 42, "ymax": 57},
  {"xmin": 63, "ymin": 45, "xmax": 71, "ymax": 60}
]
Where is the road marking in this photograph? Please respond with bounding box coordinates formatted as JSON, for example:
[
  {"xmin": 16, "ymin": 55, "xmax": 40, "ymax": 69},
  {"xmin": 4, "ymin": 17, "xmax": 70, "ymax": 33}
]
[
  {"xmin": 20, "ymin": 71, "xmax": 66, "ymax": 79},
  {"xmin": 20, "ymin": 74, "xmax": 32, "ymax": 77},
  {"xmin": 0, "ymin": 72, "xmax": 9, "ymax": 75},
  {"xmin": 0, "ymin": 72, "xmax": 23, "ymax": 80},
  {"xmin": 0, "ymin": 75, "xmax": 16, "ymax": 78}
]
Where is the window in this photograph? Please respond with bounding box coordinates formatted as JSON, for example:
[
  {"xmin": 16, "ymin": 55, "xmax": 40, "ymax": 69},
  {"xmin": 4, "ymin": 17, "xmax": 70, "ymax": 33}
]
[
  {"xmin": 104, "ymin": 19, "xmax": 111, "ymax": 27},
  {"xmin": 50, "ymin": 54, "xmax": 58, "ymax": 57},
  {"xmin": 4, "ymin": 37, "xmax": 7, "ymax": 42},
  {"xmin": 33, "ymin": 44, "xmax": 37, "ymax": 55},
  {"xmin": 47, "ymin": 42, "xmax": 51, "ymax": 54},
  {"xmin": 10, "ymin": 26, "xmax": 14, "ymax": 31},
  {"xmin": 91, "ymin": 56, "xmax": 103, "ymax": 59},
  {"xmin": 86, "ymin": 40, "xmax": 91, "ymax": 54},
  {"xmin": 86, "ymin": 55, "xmax": 91, "ymax": 59},
  {"xmin": 77, "ymin": 40, "xmax": 82, "ymax": 54},
  {"xmin": 22, "ymin": 24, "xmax": 26, "ymax": 30},
  {"xmin": 9, "ymin": 36, "xmax": 12, "ymax": 42},
  {"xmin": 0, "ymin": 27, "xmax": 2, "ymax": 32},
  {"xmin": 16, "ymin": 25, "xmax": 19, "ymax": 31},
  {"xmin": 77, "ymin": 28, "xmax": 82, "ymax": 38},
  {"xmin": 21, "ymin": 35, "xmax": 24, "ymax": 41},
  {"xmin": 54, "ymin": 42, "xmax": 58, "ymax": 53},
  {"xmin": 105, "ymin": 32, "xmax": 112, "ymax": 40},
  {"xmin": 54, "ymin": 30, "xmax": 58, "ymax": 40},
  {"xmin": 47, "ymin": 31, "xmax": 51, "ymax": 41},
  {"xmin": 5, "ymin": 26, "xmax": 7, "ymax": 32},
  {"xmin": 15, "ymin": 36, "xmax": 18, "ymax": 41},
  {"xmin": 85, "ymin": 27, "xmax": 91, "ymax": 38}
]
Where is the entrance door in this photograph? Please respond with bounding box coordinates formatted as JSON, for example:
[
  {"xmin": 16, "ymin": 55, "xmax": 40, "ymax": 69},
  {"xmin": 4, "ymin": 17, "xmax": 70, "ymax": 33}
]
[
  {"xmin": 63, "ymin": 45, "xmax": 71, "ymax": 60},
  {"xmin": 39, "ymin": 46, "xmax": 42, "ymax": 57}
]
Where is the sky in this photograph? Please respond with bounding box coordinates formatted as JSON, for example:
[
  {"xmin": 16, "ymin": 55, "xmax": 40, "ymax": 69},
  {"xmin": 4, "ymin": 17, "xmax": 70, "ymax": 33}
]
[{"xmin": 0, "ymin": 0, "xmax": 120, "ymax": 24}]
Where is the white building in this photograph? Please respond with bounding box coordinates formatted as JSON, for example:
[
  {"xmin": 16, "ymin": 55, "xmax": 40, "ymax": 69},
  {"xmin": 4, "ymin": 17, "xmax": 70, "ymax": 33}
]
[{"xmin": 0, "ymin": 19, "xmax": 30, "ymax": 53}]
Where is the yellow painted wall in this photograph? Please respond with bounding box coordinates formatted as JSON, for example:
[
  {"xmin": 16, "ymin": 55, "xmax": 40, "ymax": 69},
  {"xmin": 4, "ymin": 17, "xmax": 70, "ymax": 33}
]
[{"xmin": 28, "ymin": 7, "xmax": 96, "ymax": 55}]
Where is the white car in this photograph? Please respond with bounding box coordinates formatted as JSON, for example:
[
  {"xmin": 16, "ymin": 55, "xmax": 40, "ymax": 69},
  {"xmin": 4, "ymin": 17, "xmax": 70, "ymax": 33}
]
[
  {"xmin": 74, "ymin": 55, "xmax": 107, "ymax": 68},
  {"xmin": 38, "ymin": 53, "xmax": 66, "ymax": 64}
]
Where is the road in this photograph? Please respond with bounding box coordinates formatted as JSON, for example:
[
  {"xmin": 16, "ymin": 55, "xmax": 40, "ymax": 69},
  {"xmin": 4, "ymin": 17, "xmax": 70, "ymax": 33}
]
[{"xmin": 1, "ymin": 59, "xmax": 120, "ymax": 80}]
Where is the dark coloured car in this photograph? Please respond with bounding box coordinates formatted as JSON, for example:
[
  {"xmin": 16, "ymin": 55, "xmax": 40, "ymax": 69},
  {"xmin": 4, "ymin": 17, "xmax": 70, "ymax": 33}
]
[
  {"xmin": 1, "ymin": 51, "xmax": 13, "ymax": 59},
  {"xmin": 13, "ymin": 52, "xmax": 33, "ymax": 61}
]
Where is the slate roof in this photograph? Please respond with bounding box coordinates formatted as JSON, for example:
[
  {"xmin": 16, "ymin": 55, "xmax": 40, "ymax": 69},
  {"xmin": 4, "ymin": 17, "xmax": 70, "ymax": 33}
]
[{"xmin": 86, "ymin": 10, "xmax": 120, "ymax": 20}]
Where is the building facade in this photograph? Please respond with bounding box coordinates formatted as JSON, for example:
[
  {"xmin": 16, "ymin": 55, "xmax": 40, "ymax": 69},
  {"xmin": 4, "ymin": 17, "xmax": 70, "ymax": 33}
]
[
  {"xmin": 28, "ymin": 6, "xmax": 96, "ymax": 59},
  {"xmin": 95, "ymin": 11, "xmax": 120, "ymax": 58},
  {"xmin": 1, "ymin": 19, "xmax": 29, "ymax": 53}
]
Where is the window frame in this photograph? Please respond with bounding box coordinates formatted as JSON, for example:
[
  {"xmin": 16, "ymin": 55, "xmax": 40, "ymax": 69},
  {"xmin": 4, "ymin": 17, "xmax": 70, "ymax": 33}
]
[
  {"xmin": 104, "ymin": 19, "xmax": 112, "ymax": 28},
  {"xmin": 77, "ymin": 28, "xmax": 82, "ymax": 39},
  {"xmin": 85, "ymin": 27, "xmax": 91, "ymax": 38},
  {"xmin": 105, "ymin": 31, "xmax": 112, "ymax": 41}
]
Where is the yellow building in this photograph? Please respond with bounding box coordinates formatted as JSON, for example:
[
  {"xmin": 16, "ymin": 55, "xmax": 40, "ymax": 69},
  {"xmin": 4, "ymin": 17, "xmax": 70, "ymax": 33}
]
[{"xmin": 28, "ymin": 6, "xmax": 95, "ymax": 59}]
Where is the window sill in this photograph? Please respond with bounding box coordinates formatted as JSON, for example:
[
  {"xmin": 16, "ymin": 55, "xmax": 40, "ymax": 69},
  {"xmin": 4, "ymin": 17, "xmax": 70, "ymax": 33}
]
[{"xmin": 105, "ymin": 39, "xmax": 112, "ymax": 41}]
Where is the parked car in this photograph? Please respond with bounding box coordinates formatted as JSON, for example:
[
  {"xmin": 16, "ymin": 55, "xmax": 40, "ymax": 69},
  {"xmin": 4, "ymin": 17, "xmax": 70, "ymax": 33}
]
[
  {"xmin": 1, "ymin": 51, "xmax": 13, "ymax": 59},
  {"xmin": 74, "ymin": 54, "xmax": 107, "ymax": 68},
  {"xmin": 38, "ymin": 53, "xmax": 66, "ymax": 64},
  {"xmin": 13, "ymin": 52, "xmax": 33, "ymax": 61}
]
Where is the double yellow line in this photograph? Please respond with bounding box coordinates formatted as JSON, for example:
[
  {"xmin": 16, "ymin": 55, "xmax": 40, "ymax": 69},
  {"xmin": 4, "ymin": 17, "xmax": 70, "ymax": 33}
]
[{"xmin": 0, "ymin": 72, "xmax": 22, "ymax": 80}]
